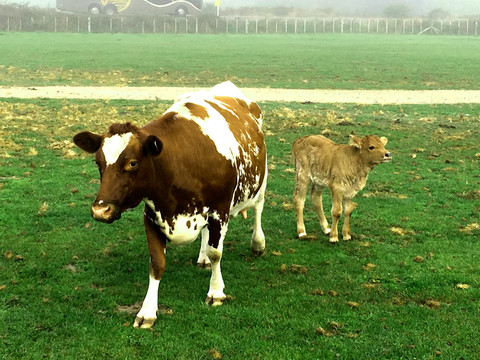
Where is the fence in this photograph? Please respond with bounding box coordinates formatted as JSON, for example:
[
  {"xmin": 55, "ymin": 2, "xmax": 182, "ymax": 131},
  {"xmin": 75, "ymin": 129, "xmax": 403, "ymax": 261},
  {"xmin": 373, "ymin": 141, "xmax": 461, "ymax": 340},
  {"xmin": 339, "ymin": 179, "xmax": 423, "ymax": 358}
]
[{"xmin": 0, "ymin": 14, "xmax": 479, "ymax": 36}]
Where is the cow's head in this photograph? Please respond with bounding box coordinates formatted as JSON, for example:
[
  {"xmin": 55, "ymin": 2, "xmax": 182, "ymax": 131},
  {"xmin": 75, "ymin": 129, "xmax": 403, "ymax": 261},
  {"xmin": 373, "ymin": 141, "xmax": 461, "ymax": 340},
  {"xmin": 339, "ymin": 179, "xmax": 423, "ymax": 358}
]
[
  {"xmin": 350, "ymin": 135, "xmax": 391, "ymax": 167},
  {"xmin": 73, "ymin": 123, "xmax": 162, "ymax": 223}
]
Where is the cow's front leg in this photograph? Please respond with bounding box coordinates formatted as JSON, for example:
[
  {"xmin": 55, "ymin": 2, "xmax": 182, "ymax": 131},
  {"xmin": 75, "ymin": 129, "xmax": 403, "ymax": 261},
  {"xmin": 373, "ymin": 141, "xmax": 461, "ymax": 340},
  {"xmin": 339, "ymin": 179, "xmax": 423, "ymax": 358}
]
[
  {"xmin": 205, "ymin": 217, "xmax": 227, "ymax": 306},
  {"xmin": 342, "ymin": 197, "xmax": 357, "ymax": 241},
  {"xmin": 197, "ymin": 227, "xmax": 212, "ymax": 268},
  {"xmin": 134, "ymin": 211, "xmax": 166, "ymax": 329}
]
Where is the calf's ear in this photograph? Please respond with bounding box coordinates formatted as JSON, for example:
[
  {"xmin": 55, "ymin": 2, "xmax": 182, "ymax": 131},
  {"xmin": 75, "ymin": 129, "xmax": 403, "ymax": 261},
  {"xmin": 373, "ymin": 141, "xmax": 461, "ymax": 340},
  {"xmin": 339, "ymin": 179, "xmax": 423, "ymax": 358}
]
[
  {"xmin": 73, "ymin": 131, "xmax": 103, "ymax": 153},
  {"xmin": 349, "ymin": 135, "xmax": 362, "ymax": 149},
  {"xmin": 143, "ymin": 135, "xmax": 163, "ymax": 157},
  {"xmin": 380, "ymin": 136, "xmax": 388, "ymax": 145}
]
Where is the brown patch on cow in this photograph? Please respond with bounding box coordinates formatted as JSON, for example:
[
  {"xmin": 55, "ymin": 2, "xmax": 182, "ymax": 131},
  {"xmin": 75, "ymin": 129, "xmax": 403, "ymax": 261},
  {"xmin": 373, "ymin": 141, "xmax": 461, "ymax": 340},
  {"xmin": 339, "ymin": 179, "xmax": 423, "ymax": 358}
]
[
  {"xmin": 248, "ymin": 102, "xmax": 262, "ymax": 119},
  {"xmin": 108, "ymin": 122, "xmax": 139, "ymax": 135},
  {"xmin": 185, "ymin": 102, "xmax": 209, "ymax": 119},
  {"xmin": 186, "ymin": 220, "xmax": 191, "ymax": 228}
]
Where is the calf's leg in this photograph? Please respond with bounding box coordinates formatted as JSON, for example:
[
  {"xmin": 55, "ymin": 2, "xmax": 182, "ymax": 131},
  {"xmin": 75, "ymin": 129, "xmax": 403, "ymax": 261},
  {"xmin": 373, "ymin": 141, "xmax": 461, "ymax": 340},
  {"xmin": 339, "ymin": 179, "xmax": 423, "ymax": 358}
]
[
  {"xmin": 342, "ymin": 197, "xmax": 358, "ymax": 241},
  {"xmin": 310, "ymin": 184, "xmax": 331, "ymax": 235},
  {"xmin": 293, "ymin": 171, "xmax": 310, "ymax": 238},
  {"xmin": 329, "ymin": 189, "xmax": 343, "ymax": 243},
  {"xmin": 134, "ymin": 213, "xmax": 167, "ymax": 329}
]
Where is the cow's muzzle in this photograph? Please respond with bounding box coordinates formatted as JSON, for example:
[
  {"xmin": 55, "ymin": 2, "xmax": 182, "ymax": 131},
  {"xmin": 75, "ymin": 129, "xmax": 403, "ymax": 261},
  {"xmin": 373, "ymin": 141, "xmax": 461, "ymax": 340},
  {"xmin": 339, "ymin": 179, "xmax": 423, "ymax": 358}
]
[{"xmin": 91, "ymin": 201, "xmax": 121, "ymax": 223}]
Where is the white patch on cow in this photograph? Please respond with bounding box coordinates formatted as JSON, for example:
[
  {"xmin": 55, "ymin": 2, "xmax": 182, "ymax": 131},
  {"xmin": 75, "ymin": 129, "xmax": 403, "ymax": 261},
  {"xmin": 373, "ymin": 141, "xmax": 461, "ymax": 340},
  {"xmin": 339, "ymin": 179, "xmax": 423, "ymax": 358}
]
[
  {"xmin": 135, "ymin": 273, "xmax": 160, "ymax": 327},
  {"xmin": 168, "ymin": 82, "xmax": 262, "ymax": 164},
  {"xmin": 143, "ymin": 199, "xmax": 209, "ymax": 246},
  {"xmin": 230, "ymin": 159, "xmax": 267, "ymax": 218},
  {"xmin": 171, "ymin": 99, "xmax": 240, "ymax": 162},
  {"xmin": 210, "ymin": 81, "xmax": 249, "ymax": 101},
  {"xmin": 102, "ymin": 132, "xmax": 133, "ymax": 166}
]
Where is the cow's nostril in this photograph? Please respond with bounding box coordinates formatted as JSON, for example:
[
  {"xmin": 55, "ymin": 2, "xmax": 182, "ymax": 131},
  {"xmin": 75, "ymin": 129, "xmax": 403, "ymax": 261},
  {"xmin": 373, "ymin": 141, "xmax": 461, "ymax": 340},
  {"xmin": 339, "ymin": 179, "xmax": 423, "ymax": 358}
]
[{"xmin": 385, "ymin": 153, "xmax": 391, "ymax": 157}]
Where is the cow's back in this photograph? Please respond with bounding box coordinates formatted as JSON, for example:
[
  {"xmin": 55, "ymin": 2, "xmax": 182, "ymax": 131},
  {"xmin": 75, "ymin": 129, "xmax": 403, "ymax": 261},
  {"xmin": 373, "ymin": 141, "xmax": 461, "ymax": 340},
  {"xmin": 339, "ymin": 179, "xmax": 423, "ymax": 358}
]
[{"xmin": 143, "ymin": 88, "xmax": 266, "ymax": 214}]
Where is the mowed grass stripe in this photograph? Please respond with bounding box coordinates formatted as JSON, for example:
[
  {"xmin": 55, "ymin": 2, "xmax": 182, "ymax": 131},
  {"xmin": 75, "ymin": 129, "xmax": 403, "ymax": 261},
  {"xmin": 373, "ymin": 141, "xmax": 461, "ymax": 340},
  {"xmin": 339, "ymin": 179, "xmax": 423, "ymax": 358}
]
[{"xmin": 0, "ymin": 33, "xmax": 479, "ymax": 90}]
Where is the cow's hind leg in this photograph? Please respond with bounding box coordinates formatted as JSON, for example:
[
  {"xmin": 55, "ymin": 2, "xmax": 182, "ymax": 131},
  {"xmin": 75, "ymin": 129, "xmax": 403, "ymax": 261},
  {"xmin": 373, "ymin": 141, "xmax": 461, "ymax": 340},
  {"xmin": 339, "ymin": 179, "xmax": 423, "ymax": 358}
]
[
  {"xmin": 134, "ymin": 211, "xmax": 166, "ymax": 329},
  {"xmin": 342, "ymin": 197, "xmax": 357, "ymax": 241},
  {"xmin": 197, "ymin": 227, "xmax": 212, "ymax": 268},
  {"xmin": 293, "ymin": 169, "xmax": 310, "ymax": 238},
  {"xmin": 251, "ymin": 179, "xmax": 266, "ymax": 257},
  {"xmin": 310, "ymin": 184, "xmax": 331, "ymax": 235},
  {"xmin": 205, "ymin": 217, "xmax": 227, "ymax": 306},
  {"xmin": 329, "ymin": 188, "xmax": 343, "ymax": 243}
]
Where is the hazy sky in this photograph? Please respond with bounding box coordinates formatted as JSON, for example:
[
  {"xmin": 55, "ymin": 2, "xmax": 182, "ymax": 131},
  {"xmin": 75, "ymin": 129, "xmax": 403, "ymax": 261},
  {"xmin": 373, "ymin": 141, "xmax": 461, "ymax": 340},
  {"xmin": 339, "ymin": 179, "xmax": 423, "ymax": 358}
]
[{"xmin": 3, "ymin": 0, "xmax": 480, "ymax": 16}]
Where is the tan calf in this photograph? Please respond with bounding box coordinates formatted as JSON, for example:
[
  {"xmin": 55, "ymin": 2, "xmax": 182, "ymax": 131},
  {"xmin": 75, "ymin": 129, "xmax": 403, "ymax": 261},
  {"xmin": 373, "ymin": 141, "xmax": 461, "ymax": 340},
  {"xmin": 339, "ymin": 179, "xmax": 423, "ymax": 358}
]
[{"xmin": 292, "ymin": 134, "xmax": 391, "ymax": 243}]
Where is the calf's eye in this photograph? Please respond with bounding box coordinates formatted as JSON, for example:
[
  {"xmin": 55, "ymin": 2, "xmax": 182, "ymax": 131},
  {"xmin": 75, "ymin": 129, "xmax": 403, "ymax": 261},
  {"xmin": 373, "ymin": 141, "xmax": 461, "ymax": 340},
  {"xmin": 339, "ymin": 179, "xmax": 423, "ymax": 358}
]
[{"xmin": 369, "ymin": 146, "xmax": 375, "ymax": 150}]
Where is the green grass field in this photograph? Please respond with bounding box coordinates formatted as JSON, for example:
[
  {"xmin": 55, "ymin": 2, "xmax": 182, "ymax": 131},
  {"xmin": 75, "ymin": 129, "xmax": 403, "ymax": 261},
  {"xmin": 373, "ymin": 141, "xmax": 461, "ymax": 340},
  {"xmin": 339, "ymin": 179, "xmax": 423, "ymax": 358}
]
[
  {"xmin": 1, "ymin": 33, "xmax": 480, "ymax": 359},
  {"xmin": 0, "ymin": 33, "xmax": 479, "ymax": 89},
  {"xmin": 1, "ymin": 98, "xmax": 480, "ymax": 359}
]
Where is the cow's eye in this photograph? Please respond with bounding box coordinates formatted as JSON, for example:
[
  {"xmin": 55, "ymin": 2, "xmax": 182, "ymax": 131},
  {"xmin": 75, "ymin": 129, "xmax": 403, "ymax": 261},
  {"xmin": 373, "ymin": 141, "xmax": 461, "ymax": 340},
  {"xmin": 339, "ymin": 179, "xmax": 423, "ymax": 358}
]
[
  {"xmin": 369, "ymin": 146, "xmax": 375, "ymax": 150},
  {"xmin": 128, "ymin": 160, "xmax": 138, "ymax": 169}
]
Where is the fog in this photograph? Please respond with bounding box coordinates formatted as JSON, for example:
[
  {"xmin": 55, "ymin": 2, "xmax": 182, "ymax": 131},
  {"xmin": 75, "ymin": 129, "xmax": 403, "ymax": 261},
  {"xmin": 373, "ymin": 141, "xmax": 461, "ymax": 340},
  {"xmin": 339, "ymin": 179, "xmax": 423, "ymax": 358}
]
[{"xmin": 3, "ymin": 0, "xmax": 480, "ymax": 16}]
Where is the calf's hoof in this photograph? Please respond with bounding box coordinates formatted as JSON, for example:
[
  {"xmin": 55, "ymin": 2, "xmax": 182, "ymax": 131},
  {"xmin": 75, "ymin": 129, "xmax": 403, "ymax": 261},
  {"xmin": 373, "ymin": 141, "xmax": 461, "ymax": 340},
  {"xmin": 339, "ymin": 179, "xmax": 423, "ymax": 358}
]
[
  {"xmin": 343, "ymin": 234, "xmax": 352, "ymax": 241},
  {"xmin": 133, "ymin": 316, "xmax": 156, "ymax": 329},
  {"xmin": 329, "ymin": 236, "xmax": 339, "ymax": 244},
  {"xmin": 298, "ymin": 232, "xmax": 307, "ymax": 238},
  {"xmin": 205, "ymin": 296, "xmax": 226, "ymax": 306}
]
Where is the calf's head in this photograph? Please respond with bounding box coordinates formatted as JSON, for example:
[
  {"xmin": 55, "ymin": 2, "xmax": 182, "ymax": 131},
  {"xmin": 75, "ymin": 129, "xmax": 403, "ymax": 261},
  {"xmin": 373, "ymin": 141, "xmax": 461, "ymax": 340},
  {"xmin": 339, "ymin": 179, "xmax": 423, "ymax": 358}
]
[
  {"xmin": 73, "ymin": 123, "xmax": 162, "ymax": 223},
  {"xmin": 350, "ymin": 135, "xmax": 391, "ymax": 168}
]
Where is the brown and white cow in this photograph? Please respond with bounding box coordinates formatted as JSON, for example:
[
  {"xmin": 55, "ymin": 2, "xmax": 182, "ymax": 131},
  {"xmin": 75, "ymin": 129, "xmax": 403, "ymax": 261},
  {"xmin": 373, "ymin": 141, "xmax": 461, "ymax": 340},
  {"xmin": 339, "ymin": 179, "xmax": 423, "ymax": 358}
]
[
  {"xmin": 292, "ymin": 134, "xmax": 391, "ymax": 243},
  {"xmin": 73, "ymin": 82, "xmax": 267, "ymax": 329}
]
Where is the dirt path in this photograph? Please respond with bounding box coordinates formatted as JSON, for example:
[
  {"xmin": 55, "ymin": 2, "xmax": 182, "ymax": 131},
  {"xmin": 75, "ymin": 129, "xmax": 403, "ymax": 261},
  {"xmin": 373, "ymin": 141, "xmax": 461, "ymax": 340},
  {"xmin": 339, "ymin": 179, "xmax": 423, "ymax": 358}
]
[{"xmin": 1, "ymin": 86, "xmax": 480, "ymax": 104}]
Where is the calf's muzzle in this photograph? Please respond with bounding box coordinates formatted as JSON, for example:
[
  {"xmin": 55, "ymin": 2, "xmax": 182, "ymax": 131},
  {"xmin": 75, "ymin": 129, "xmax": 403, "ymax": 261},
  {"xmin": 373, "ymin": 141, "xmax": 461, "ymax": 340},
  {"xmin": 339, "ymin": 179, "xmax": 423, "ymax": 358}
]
[{"xmin": 91, "ymin": 201, "xmax": 121, "ymax": 223}]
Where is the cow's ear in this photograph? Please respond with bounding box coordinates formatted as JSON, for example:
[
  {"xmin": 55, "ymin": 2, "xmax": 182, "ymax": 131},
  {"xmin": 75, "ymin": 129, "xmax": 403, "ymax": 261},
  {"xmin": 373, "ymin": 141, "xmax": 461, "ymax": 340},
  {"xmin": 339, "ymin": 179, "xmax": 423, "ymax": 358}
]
[
  {"xmin": 380, "ymin": 136, "xmax": 388, "ymax": 145},
  {"xmin": 143, "ymin": 135, "xmax": 163, "ymax": 157},
  {"xmin": 73, "ymin": 131, "xmax": 103, "ymax": 154},
  {"xmin": 349, "ymin": 135, "xmax": 362, "ymax": 149}
]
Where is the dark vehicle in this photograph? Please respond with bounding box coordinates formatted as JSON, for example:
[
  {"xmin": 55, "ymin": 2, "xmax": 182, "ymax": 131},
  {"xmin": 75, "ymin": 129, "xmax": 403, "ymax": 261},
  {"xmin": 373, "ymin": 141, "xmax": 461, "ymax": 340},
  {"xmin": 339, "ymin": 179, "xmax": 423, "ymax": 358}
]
[{"xmin": 56, "ymin": 0, "xmax": 203, "ymax": 17}]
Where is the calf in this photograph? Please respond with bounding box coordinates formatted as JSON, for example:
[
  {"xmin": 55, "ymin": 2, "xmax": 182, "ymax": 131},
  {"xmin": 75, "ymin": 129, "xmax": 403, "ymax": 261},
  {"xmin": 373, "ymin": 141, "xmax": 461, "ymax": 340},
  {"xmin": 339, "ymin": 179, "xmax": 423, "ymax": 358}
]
[
  {"xmin": 73, "ymin": 82, "xmax": 267, "ymax": 329},
  {"xmin": 292, "ymin": 134, "xmax": 391, "ymax": 243}
]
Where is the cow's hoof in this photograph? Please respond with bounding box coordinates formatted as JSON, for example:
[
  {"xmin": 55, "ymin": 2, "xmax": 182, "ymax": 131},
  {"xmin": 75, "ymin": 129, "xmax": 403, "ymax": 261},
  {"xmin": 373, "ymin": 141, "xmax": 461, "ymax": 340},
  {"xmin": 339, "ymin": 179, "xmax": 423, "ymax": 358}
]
[
  {"xmin": 343, "ymin": 234, "xmax": 352, "ymax": 241},
  {"xmin": 197, "ymin": 261, "xmax": 212, "ymax": 269},
  {"xmin": 133, "ymin": 316, "xmax": 156, "ymax": 329},
  {"xmin": 251, "ymin": 248, "xmax": 265, "ymax": 257},
  {"xmin": 298, "ymin": 232, "xmax": 307, "ymax": 238},
  {"xmin": 329, "ymin": 237, "xmax": 339, "ymax": 244},
  {"xmin": 323, "ymin": 228, "xmax": 332, "ymax": 235},
  {"xmin": 205, "ymin": 296, "xmax": 225, "ymax": 306}
]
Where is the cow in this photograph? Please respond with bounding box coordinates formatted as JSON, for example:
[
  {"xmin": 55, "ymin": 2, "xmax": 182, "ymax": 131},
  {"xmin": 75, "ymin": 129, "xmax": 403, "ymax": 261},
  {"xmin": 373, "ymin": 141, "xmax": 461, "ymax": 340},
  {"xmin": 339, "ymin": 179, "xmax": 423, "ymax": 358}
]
[
  {"xmin": 73, "ymin": 81, "xmax": 267, "ymax": 329},
  {"xmin": 292, "ymin": 134, "xmax": 391, "ymax": 243}
]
